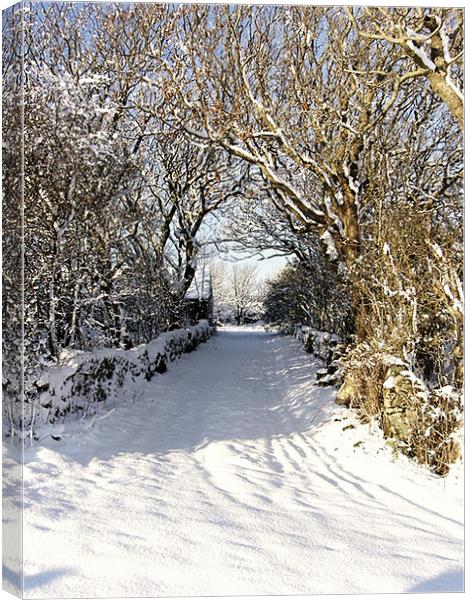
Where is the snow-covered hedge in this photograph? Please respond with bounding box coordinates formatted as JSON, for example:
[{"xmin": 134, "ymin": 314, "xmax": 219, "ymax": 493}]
[
  {"xmin": 293, "ymin": 324, "xmax": 347, "ymax": 386},
  {"xmin": 294, "ymin": 324, "xmax": 342, "ymax": 361},
  {"xmin": 271, "ymin": 322, "xmax": 345, "ymax": 376},
  {"xmin": 7, "ymin": 321, "xmax": 213, "ymax": 442}
]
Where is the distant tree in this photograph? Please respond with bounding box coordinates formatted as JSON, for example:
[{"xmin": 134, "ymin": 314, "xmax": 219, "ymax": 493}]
[{"xmin": 213, "ymin": 264, "xmax": 261, "ymax": 325}]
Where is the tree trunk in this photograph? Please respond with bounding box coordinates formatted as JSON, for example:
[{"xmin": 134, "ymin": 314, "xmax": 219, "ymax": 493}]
[{"xmin": 427, "ymin": 71, "xmax": 463, "ymax": 128}]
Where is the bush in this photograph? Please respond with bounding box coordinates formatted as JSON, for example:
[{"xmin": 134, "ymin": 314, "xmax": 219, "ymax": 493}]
[
  {"xmin": 264, "ymin": 258, "xmax": 353, "ymax": 337},
  {"xmin": 337, "ymin": 341, "xmax": 462, "ymax": 475}
]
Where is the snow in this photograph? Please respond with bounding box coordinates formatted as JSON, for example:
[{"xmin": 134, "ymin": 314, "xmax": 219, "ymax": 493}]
[
  {"xmin": 3, "ymin": 327, "xmax": 463, "ymax": 597},
  {"xmin": 383, "ymin": 375, "xmax": 397, "ymax": 389},
  {"xmin": 440, "ymin": 27, "xmax": 453, "ymax": 64},
  {"xmin": 406, "ymin": 39, "xmax": 437, "ymax": 72},
  {"xmin": 445, "ymin": 70, "xmax": 464, "ymax": 98},
  {"xmin": 320, "ymin": 229, "xmax": 339, "ymax": 261},
  {"xmin": 324, "ymin": 196, "xmax": 345, "ymax": 235}
]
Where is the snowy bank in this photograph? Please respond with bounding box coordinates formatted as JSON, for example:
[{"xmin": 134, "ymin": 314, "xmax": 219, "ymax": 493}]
[
  {"xmin": 291, "ymin": 324, "xmax": 463, "ymax": 476},
  {"xmin": 5, "ymin": 321, "xmax": 214, "ymax": 443}
]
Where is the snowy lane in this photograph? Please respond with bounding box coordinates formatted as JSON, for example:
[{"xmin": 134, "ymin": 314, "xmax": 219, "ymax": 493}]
[{"xmin": 11, "ymin": 328, "xmax": 464, "ymax": 596}]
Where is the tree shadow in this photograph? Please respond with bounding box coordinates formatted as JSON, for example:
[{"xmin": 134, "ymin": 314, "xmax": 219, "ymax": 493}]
[
  {"xmin": 3, "ymin": 564, "xmax": 76, "ymax": 593},
  {"xmin": 3, "ymin": 564, "xmax": 21, "ymax": 596},
  {"xmin": 25, "ymin": 567, "xmax": 77, "ymax": 592},
  {"xmin": 407, "ymin": 567, "xmax": 464, "ymax": 592}
]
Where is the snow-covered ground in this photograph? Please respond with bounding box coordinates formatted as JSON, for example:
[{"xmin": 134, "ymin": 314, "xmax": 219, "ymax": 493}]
[{"xmin": 3, "ymin": 326, "xmax": 464, "ymax": 597}]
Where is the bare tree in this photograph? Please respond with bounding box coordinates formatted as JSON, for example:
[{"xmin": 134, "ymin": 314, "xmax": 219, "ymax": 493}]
[
  {"xmin": 214, "ymin": 264, "xmax": 261, "ymax": 325},
  {"xmin": 159, "ymin": 6, "xmax": 406, "ymax": 264},
  {"xmin": 347, "ymin": 7, "xmax": 463, "ymax": 127}
]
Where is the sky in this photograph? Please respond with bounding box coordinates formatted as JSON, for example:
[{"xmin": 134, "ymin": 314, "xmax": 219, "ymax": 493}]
[{"xmin": 215, "ymin": 251, "xmax": 289, "ymax": 281}]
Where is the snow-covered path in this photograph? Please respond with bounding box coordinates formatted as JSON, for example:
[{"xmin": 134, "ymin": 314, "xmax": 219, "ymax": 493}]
[{"xmin": 6, "ymin": 327, "xmax": 464, "ymax": 596}]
